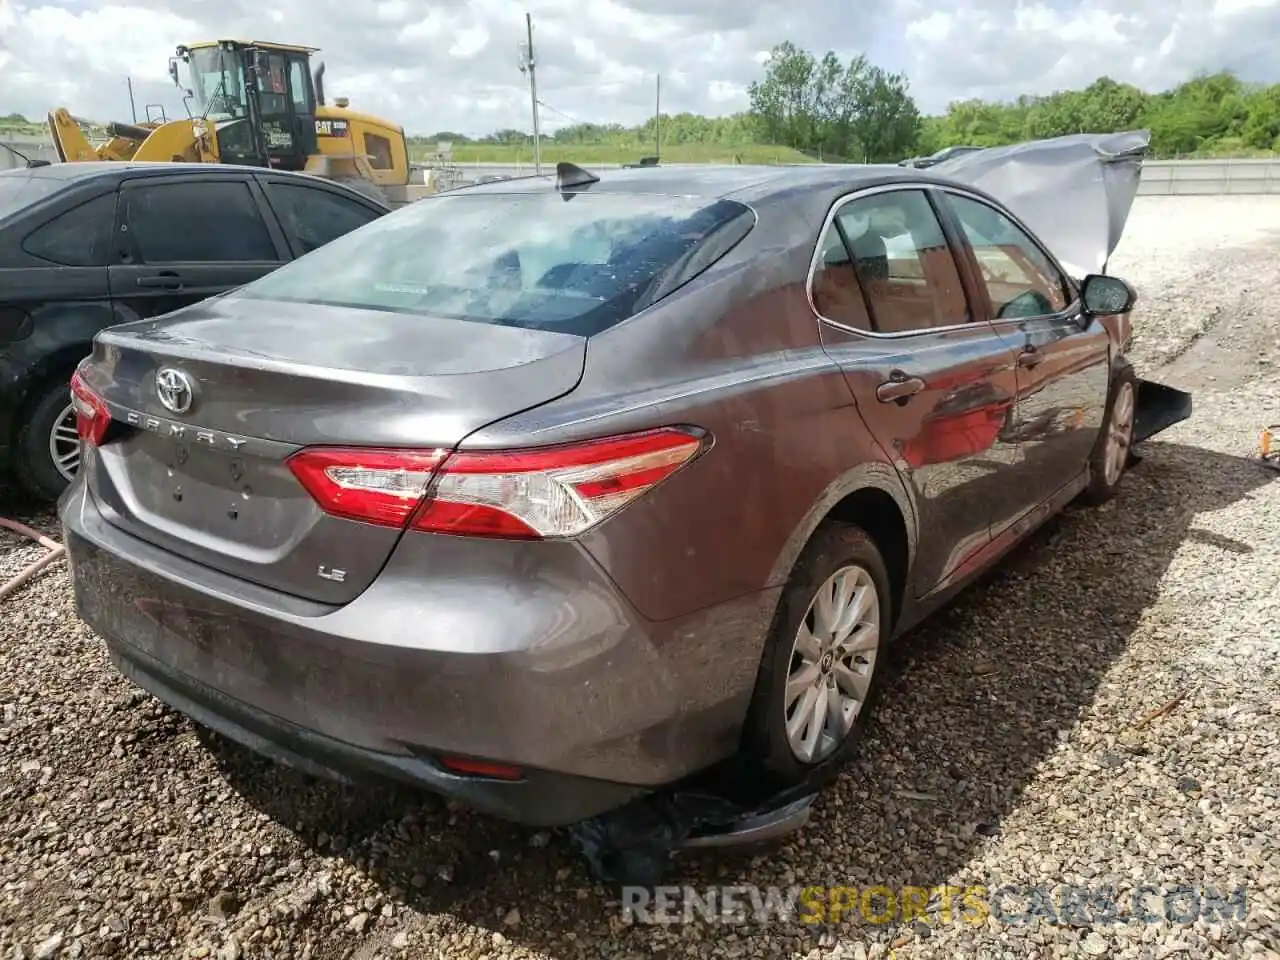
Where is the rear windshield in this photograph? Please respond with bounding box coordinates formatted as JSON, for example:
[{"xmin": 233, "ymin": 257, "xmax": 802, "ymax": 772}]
[
  {"xmin": 234, "ymin": 190, "xmax": 755, "ymax": 336},
  {"xmin": 0, "ymin": 175, "xmax": 62, "ymax": 222}
]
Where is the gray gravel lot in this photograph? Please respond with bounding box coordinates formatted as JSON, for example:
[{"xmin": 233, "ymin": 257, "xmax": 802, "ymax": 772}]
[{"xmin": 3, "ymin": 195, "xmax": 1280, "ymax": 960}]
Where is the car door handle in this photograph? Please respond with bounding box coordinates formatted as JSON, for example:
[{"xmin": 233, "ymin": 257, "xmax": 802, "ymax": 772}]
[
  {"xmin": 876, "ymin": 374, "xmax": 926, "ymax": 403},
  {"xmin": 1017, "ymin": 347, "xmax": 1044, "ymax": 368},
  {"xmin": 136, "ymin": 273, "xmax": 183, "ymax": 290}
]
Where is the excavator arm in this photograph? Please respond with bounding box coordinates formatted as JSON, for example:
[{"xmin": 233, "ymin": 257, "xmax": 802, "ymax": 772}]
[
  {"xmin": 46, "ymin": 108, "xmax": 221, "ymax": 165},
  {"xmin": 47, "ymin": 108, "xmax": 115, "ymax": 162}
]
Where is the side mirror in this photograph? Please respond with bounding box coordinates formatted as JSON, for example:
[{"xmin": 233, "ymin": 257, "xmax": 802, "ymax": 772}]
[
  {"xmin": 1081, "ymin": 273, "xmax": 1136, "ymax": 315},
  {"xmin": 168, "ymin": 59, "xmax": 180, "ymax": 87}
]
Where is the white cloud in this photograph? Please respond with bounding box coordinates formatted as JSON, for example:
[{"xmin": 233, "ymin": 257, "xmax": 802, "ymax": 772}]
[
  {"xmin": 905, "ymin": 11, "xmax": 953, "ymax": 44},
  {"xmin": 0, "ymin": 0, "xmax": 1278, "ymax": 135},
  {"xmin": 894, "ymin": 0, "xmax": 1280, "ymax": 111}
]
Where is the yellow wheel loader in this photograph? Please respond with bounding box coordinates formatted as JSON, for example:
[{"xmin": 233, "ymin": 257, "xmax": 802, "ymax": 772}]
[{"xmin": 47, "ymin": 40, "xmax": 422, "ymax": 205}]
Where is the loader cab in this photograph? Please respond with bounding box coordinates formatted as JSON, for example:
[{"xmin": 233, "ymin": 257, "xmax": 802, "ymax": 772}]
[{"xmin": 177, "ymin": 41, "xmax": 319, "ymax": 171}]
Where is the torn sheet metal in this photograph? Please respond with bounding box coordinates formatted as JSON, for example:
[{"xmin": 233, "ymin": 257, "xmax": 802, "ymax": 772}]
[
  {"xmin": 1133, "ymin": 378, "xmax": 1193, "ymax": 445},
  {"xmin": 930, "ymin": 130, "xmax": 1151, "ymax": 279},
  {"xmin": 569, "ymin": 786, "xmax": 818, "ymax": 887}
]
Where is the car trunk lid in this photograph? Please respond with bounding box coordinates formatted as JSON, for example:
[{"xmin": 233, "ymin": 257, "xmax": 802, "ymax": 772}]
[{"xmin": 79, "ymin": 296, "xmax": 586, "ymax": 604}]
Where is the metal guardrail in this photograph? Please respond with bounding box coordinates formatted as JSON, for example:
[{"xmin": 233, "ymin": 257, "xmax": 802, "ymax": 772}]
[{"xmin": 9, "ymin": 132, "xmax": 1280, "ymax": 194}]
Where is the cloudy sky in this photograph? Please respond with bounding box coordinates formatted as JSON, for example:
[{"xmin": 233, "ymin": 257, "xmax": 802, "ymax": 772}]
[{"xmin": 2, "ymin": 0, "xmax": 1278, "ymax": 136}]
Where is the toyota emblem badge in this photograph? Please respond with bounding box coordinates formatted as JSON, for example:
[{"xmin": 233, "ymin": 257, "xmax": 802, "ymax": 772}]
[{"xmin": 155, "ymin": 367, "xmax": 195, "ymax": 415}]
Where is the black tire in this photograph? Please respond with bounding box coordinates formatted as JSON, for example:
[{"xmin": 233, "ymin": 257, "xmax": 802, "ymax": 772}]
[
  {"xmin": 14, "ymin": 376, "xmax": 77, "ymax": 502},
  {"xmin": 333, "ymin": 177, "xmax": 388, "ymax": 206},
  {"xmin": 740, "ymin": 523, "xmax": 893, "ymax": 792},
  {"xmin": 1080, "ymin": 364, "xmax": 1138, "ymax": 506}
]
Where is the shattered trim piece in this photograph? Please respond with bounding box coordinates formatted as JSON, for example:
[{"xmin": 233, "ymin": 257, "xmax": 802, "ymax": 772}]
[{"xmin": 1132, "ymin": 379, "xmax": 1193, "ymax": 445}]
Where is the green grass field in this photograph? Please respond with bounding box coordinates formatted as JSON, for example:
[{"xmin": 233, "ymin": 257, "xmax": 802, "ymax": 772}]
[{"xmin": 408, "ymin": 141, "xmax": 817, "ymax": 166}]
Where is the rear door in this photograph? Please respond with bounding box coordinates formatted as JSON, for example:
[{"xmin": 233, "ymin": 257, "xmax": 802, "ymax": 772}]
[
  {"xmin": 812, "ymin": 186, "xmax": 1022, "ymax": 598},
  {"xmin": 938, "ymin": 189, "xmax": 1111, "ymax": 537},
  {"xmin": 108, "ymin": 174, "xmax": 288, "ymax": 322},
  {"xmin": 257, "ymin": 176, "xmax": 385, "ymax": 256}
]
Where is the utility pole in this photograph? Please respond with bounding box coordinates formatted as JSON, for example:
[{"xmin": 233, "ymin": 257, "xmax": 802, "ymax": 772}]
[
  {"xmin": 127, "ymin": 77, "xmax": 137, "ymax": 123},
  {"xmin": 518, "ymin": 13, "xmax": 543, "ymax": 176},
  {"xmin": 655, "ymin": 74, "xmax": 661, "ymax": 161}
]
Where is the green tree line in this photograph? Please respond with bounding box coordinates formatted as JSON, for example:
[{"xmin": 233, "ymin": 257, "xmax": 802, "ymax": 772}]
[{"xmin": 407, "ymin": 43, "xmax": 1280, "ymax": 162}]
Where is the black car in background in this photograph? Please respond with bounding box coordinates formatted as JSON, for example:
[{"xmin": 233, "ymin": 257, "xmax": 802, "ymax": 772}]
[{"xmin": 0, "ymin": 162, "xmax": 389, "ymax": 500}]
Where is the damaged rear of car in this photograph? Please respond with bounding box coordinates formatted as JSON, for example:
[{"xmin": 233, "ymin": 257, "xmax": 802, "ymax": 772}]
[
  {"xmin": 932, "ymin": 130, "xmax": 1193, "ymax": 444},
  {"xmin": 59, "ymin": 134, "xmax": 1191, "ymax": 887}
]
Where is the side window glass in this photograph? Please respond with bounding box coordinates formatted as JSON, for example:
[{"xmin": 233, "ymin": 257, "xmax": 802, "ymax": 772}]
[
  {"xmin": 811, "ymin": 221, "xmax": 872, "ymax": 331},
  {"xmin": 264, "ymin": 182, "xmax": 380, "ymax": 254},
  {"xmin": 834, "ymin": 191, "xmax": 968, "ymax": 334},
  {"xmin": 364, "ymin": 134, "xmax": 394, "ymax": 170},
  {"xmin": 22, "ymin": 193, "xmax": 116, "ymax": 267},
  {"xmin": 948, "ymin": 194, "xmax": 1069, "ymax": 319},
  {"xmin": 288, "ymin": 59, "xmax": 309, "ymax": 110},
  {"xmin": 125, "ymin": 181, "xmax": 278, "ymax": 263}
]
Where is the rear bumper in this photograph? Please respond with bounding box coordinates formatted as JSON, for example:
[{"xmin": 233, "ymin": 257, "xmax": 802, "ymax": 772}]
[
  {"xmin": 106, "ymin": 639, "xmax": 639, "ymax": 826},
  {"xmin": 59, "ymin": 481, "xmax": 772, "ymax": 826}
]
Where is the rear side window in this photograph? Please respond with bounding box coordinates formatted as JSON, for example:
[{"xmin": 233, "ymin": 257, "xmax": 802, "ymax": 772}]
[
  {"xmin": 833, "ymin": 190, "xmax": 969, "ymax": 334},
  {"xmin": 0, "ymin": 175, "xmax": 61, "ymax": 222},
  {"xmin": 811, "ymin": 222, "xmax": 873, "ymax": 331},
  {"xmin": 263, "ymin": 181, "xmax": 382, "ymax": 254},
  {"xmin": 234, "ymin": 192, "xmax": 756, "ymax": 336},
  {"xmin": 22, "ymin": 192, "xmax": 117, "ymax": 267},
  {"xmin": 123, "ymin": 181, "xmax": 278, "ymax": 263}
]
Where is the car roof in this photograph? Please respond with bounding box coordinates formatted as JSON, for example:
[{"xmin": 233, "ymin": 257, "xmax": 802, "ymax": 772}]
[
  {"xmin": 0, "ymin": 161, "xmax": 346, "ymax": 187},
  {"xmin": 450, "ymin": 162, "xmax": 970, "ymax": 205}
]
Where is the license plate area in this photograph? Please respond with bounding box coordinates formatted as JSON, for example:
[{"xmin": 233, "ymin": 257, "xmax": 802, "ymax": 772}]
[{"xmin": 106, "ymin": 429, "xmax": 313, "ymax": 554}]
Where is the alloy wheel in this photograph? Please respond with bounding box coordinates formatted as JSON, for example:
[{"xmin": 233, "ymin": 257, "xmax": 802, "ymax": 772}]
[
  {"xmin": 48, "ymin": 402, "xmax": 81, "ymax": 482},
  {"xmin": 1103, "ymin": 380, "xmax": 1135, "ymax": 487},
  {"xmin": 783, "ymin": 564, "xmax": 881, "ymax": 764}
]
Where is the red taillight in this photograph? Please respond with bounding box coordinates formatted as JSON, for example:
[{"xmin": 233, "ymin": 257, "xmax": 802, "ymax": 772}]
[
  {"xmin": 287, "ymin": 427, "xmax": 706, "ymax": 537},
  {"xmin": 69, "ymin": 369, "xmax": 110, "ymax": 446},
  {"xmin": 412, "ymin": 427, "xmax": 706, "ymax": 539},
  {"xmin": 286, "ymin": 447, "xmax": 448, "ymax": 527},
  {"xmin": 437, "ymin": 756, "xmax": 523, "ymax": 780}
]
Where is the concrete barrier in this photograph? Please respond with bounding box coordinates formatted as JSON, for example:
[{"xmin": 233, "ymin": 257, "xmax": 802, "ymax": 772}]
[
  {"xmin": 1135, "ymin": 159, "xmax": 1280, "ymax": 196},
  {"xmin": 0, "ymin": 135, "xmax": 59, "ymax": 170}
]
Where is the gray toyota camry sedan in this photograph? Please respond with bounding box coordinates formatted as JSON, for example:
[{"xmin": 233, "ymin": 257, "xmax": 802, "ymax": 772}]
[{"xmin": 59, "ymin": 159, "xmax": 1182, "ymax": 835}]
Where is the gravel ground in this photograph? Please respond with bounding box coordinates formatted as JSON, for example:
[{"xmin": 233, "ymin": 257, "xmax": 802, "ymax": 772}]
[{"xmin": 3, "ymin": 195, "xmax": 1280, "ymax": 960}]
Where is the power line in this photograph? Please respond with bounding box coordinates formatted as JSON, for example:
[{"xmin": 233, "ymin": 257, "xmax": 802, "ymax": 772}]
[{"xmin": 537, "ymin": 100, "xmax": 582, "ymax": 125}]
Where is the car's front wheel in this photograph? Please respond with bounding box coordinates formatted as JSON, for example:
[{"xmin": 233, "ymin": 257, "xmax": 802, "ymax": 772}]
[
  {"xmin": 742, "ymin": 523, "xmax": 891, "ymax": 790},
  {"xmin": 14, "ymin": 377, "xmax": 80, "ymax": 502},
  {"xmin": 1081, "ymin": 365, "xmax": 1137, "ymax": 505}
]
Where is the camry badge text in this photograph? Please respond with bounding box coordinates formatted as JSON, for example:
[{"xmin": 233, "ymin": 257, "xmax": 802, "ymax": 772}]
[{"xmin": 124, "ymin": 411, "xmax": 248, "ymax": 451}]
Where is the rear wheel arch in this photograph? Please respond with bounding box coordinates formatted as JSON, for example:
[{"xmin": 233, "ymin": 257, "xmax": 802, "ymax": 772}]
[
  {"xmin": 8, "ymin": 343, "xmax": 92, "ymax": 442},
  {"xmin": 766, "ymin": 465, "xmax": 917, "ymax": 628},
  {"xmin": 737, "ymin": 490, "xmax": 909, "ymax": 793},
  {"xmin": 824, "ymin": 488, "xmax": 910, "ymax": 627},
  {"xmin": 11, "ymin": 352, "xmax": 91, "ymax": 499}
]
